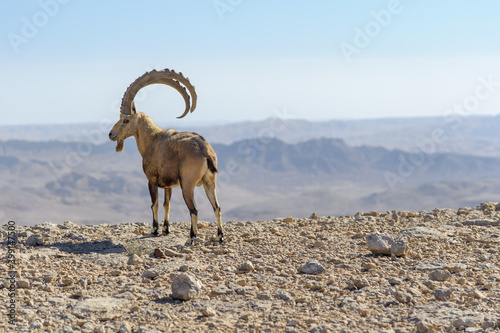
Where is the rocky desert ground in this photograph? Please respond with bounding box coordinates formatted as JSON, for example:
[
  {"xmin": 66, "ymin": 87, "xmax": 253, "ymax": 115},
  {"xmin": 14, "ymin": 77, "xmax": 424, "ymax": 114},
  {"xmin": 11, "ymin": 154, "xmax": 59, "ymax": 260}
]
[{"xmin": 1, "ymin": 202, "xmax": 500, "ymax": 332}]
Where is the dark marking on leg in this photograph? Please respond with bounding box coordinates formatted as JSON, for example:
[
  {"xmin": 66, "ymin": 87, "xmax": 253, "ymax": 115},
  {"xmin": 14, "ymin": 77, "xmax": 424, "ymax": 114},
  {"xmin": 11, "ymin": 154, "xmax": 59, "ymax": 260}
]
[
  {"xmin": 149, "ymin": 182, "xmax": 159, "ymax": 236},
  {"xmin": 189, "ymin": 208, "xmax": 198, "ymax": 240}
]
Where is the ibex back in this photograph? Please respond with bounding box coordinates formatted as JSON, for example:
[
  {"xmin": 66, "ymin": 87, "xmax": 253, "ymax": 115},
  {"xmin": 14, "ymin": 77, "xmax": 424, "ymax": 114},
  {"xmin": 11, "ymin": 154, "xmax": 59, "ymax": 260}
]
[{"xmin": 109, "ymin": 69, "xmax": 223, "ymax": 243}]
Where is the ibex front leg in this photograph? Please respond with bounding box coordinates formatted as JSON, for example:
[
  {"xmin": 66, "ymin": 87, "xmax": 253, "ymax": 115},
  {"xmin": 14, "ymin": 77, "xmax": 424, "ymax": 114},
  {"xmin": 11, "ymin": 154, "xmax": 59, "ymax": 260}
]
[{"xmin": 148, "ymin": 182, "xmax": 159, "ymax": 235}]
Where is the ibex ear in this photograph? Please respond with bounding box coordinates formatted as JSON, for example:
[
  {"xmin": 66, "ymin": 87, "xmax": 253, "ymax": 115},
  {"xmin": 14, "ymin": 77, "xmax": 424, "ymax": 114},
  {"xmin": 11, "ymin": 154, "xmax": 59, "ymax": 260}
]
[{"xmin": 131, "ymin": 101, "xmax": 137, "ymax": 115}]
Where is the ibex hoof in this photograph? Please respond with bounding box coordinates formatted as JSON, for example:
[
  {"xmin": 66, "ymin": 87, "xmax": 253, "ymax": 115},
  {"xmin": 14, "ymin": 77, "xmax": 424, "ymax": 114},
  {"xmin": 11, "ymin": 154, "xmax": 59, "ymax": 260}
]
[
  {"xmin": 162, "ymin": 229, "xmax": 170, "ymax": 236},
  {"xmin": 151, "ymin": 230, "xmax": 159, "ymax": 236},
  {"xmin": 218, "ymin": 234, "xmax": 224, "ymax": 243},
  {"xmin": 185, "ymin": 237, "xmax": 201, "ymax": 246}
]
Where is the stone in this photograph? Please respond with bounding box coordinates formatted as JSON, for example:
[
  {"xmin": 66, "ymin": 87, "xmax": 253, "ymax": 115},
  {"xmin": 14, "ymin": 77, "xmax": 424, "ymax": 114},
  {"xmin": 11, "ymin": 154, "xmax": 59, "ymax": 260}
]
[
  {"xmin": 30, "ymin": 320, "xmax": 43, "ymax": 329},
  {"xmin": 394, "ymin": 291, "xmax": 412, "ymax": 303},
  {"xmin": 452, "ymin": 312, "xmax": 485, "ymax": 329},
  {"xmin": 202, "ymin": 307, "xmax": 216, "ymax": 317},
  {"xmin": 362, "ymin": 262, "xmax": 377, "ymax": 270},
  {"xmin": 171, "ymin": 273, "xmax": 203, "ymax": 301},
  {"xmin": 275, "ymin": 289, "xmax": 295, "ymax": 305},
  {"xmin": 136, "ymin": 327, "xmax": 162, "ymax": 333},
  {"xmin": 462, "ymin": 219, "xmax": 499, "ymax": 226},
  {"xmin": 309, "ymin": 212, "xmax": 319, "ymax": 220},
  {"xmin": 94, "ymin": 325, "xmax": 106, "ymax": 333},
  {"xmin": 163, "ymin": 248, "xmax": 181, "ymax": 257},
  {"xmin": 434, "ymin": 288, "xmax": 453, "ymax": 301},
  {"xmin": 444, "ymin": 263, "xmax": 466, "ymax": 273},
  {"xmin": 127, "ymin": 254, "xmax": 143, "ymax": 266},
  {"xmin": 282, "ymin": 217, "xmax": 293, "ymax": 222},
  {"xmin": 391, "ymin": 236, "xmax": 407, "ymax": 257},
  {"xmin": 310, "ymin": 323, "xmax": 333, "ymax": 333},
  {"xmin": 72, "ymin": 297, "xmax": 129, "ymax": 319},
  {"xmin": 238, "ymin": 261, "xmax": 254, "ymax": 272},
  {"xmin": 26, "ymin": 235, "xmax": 45, "ymax": 246},
  {"xmin": 428, "ymin": 269, "xmax": 451, "ymax": 281},
  {"xmin": 61, "ymin": 276, "xmax": 74, "ymax": 286},
  {"xmin": 153, "ymin": 248, "xmax": 165, "ymax": 258},
  {"xmin": 236, "ymin": 285, "xmax": 257, "ymax": 296},
  {"xmin": 300, "ymin": 260, "xmax": 325, "ymax": 275},
  {"xmin": 366, "ymin": 233, "xmax": 393, "ymax": 255},
  {"xmin": 469, "ymin": 289, "xmax": 485, "ymax": 299},
  {"xmin": 33, "ymin": 221, "xmax": 58, "ymax": 231},
  {"xmin": 399, "ymin": 227, "xmax": 446, "ymax": 240},
  {"xmin": 141, "ymin": 264, "xmax": 169, "ymax": 279},
  {"xmin": 43, "ymin": 273, "xmax": 58, "ymax": 283},
  {"xmin": 119, "ymin": 321, "xmax": 132, "ymax": 333},
  {"xmin": 17, "ymin": 279, "xmax": 29, "ymax": 288},
  {"xmin": 351, "ymin": 278, "xmax": 370, "ymax": 289},
  {"xmin": 59, "ymin": 221, "xmax": 78, "ymax": 229},
  {"xmin": 388, "ymin": 278, "xmax": 402, "ymax": 285}
]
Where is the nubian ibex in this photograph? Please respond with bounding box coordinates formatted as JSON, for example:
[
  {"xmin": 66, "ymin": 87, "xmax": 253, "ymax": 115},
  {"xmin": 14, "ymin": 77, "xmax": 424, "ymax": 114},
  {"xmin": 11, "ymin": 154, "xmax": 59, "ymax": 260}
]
[{"xmin": 109, "ymin": 69, "xmax": 223, "ymax": 243}]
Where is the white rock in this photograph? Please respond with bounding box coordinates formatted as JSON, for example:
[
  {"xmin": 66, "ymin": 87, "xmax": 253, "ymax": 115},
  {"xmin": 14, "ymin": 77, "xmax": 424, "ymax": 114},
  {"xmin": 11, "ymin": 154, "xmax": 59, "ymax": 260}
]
[
  {"xmin": 366, "ymin": 233, "xmax": 407, "ymax": 256},
  {"xmin": 366, "ymin": 233, "xmax": 393, "ymax": 255},
  {"xmin": 300, "ymin": 260, "xmax": 325, "ymax": 275},
  {"xmin": 238, "ymin": 261, "xmax": 254, "ymax": 272},
  {"xmin": 127, "ymin": 254, "xmax": 143, "ymax": 266},
  {"xmin": 171, "ymin": 273, "xmax": 203, "ymax": 301},
  {"xmin": 391, "ymin": 236, "xmax": 407, "ymax": 257}
]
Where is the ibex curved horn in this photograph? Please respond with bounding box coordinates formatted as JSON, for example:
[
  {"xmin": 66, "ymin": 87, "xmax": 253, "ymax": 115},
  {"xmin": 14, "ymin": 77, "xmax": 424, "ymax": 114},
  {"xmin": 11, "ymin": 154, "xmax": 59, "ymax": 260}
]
[{"xmin": 120, "ymin": 68, "xmax": 197, "ymax": 119}]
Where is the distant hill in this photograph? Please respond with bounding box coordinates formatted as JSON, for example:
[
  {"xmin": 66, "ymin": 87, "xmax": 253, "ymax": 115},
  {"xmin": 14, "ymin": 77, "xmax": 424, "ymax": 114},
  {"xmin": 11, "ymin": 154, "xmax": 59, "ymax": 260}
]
[
  {"xmin": 1, "ymin": 135, "xmax": 499, "ymax": 225},
  {"xmin": 2, "ymin": 114, "xmax": 500, "ymax": 157}
]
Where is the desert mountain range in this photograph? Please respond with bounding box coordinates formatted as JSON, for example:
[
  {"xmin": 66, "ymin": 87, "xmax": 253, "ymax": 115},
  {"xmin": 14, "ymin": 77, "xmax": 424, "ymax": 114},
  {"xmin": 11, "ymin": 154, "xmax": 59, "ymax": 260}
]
[{"xmin": 1, "ymin": 115, "xmax": 500, "ymax": 225}]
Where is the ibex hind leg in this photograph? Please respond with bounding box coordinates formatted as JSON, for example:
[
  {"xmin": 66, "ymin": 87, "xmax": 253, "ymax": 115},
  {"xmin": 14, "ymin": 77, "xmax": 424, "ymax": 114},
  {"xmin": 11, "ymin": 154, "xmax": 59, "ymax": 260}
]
[
  {"xmin": 203, "ymin": 182, "xmax": 223, "ymax": 243},
  {"xmin": 181, "ymin": 185, "xmax": 199, "ymax": 244},
  {"xmin": 163, "ymin": 188, "xmax": 172, "ymax": 235},
  {"xmin": 148, "ymin": 183, "xmax": 160, "ymax": 236}
]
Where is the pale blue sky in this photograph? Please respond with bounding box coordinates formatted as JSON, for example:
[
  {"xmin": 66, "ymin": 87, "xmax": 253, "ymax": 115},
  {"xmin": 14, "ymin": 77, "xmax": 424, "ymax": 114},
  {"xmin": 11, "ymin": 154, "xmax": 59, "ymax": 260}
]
[{"xmin": 1, "ymin": 0, "xmax": 500, "ymax": 125}]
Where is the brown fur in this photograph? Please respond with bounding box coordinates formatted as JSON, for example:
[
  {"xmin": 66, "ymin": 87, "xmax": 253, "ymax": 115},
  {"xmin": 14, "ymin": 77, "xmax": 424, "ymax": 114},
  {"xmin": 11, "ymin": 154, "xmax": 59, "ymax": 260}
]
[{"xmin": 109, "ymin": 110, "xmax": 223, "ymax": 242}]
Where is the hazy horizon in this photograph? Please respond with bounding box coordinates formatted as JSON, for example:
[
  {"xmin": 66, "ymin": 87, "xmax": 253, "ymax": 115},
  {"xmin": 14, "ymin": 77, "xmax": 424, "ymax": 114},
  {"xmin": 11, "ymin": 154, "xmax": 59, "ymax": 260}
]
[{"xmin": 1, "ymin": 112, "xmax": 500, "ymax": 129}]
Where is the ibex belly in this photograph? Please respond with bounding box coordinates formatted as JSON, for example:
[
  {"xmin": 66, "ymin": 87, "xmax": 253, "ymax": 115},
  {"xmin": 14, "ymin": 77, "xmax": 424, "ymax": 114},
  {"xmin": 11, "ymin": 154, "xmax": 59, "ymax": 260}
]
[{"xmin": 157, "ymin": 177, "xmax": 181, "ymax": 188}]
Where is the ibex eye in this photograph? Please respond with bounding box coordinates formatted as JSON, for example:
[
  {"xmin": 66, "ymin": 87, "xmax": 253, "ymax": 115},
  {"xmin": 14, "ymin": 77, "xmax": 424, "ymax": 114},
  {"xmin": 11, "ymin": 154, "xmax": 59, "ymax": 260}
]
[{"xmin": 123, "ymin": 119, "xmax": 129, "ymax": 124}]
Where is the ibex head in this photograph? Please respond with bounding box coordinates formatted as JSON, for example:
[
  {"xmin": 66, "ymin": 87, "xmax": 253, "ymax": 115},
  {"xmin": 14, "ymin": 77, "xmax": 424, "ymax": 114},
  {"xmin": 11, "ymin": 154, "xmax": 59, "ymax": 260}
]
[{"xmin": 109, "ymin": 68, "xmax": 197, "ymax": 152}]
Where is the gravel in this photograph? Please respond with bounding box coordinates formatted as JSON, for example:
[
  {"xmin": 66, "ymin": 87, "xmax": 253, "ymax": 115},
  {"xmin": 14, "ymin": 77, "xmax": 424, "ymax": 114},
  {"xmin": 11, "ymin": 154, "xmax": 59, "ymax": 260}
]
[{"xmin": 1, "ymin": 202, "xmax": 499, "ymax": 332}]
